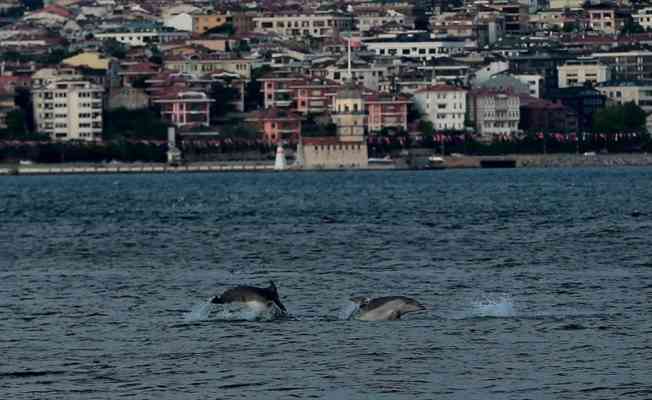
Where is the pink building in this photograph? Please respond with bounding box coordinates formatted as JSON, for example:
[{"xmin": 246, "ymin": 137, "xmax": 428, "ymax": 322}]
[
  {"xmin": 291, "ymin": 78, "xmax": 340, "ymax": 115},
  {"xmin": 364, "ymin": 93, "xmax": 410, "ymax": 133},
  {"xmin": 246, "ymin": 108, "xmax": 302, "ymax": 144}
]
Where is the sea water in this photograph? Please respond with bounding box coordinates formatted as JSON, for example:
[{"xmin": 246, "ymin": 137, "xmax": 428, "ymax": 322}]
[{"xmin": 1, "ymin": 168, "xmax": 651, "ymax": 399}]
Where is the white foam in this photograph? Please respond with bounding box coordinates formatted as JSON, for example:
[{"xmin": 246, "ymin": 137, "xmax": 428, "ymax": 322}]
[
  {"xmin": 338, "ymin": 301, "xmax": 361, "ymax": 320},
  {"xmin": 470, "ymin": 295, "xmax": 515, "ymax": 318},
  {"xmin": 184, "ymin": 301, "xmax": 285, "ymax": 322}
]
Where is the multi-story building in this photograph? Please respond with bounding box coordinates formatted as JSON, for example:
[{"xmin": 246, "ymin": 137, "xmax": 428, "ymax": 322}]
[
  {"xmin": 193, "ymin": 13, "xmax": 231, "ymax": 34},
  {"xmin": 586, "ymin": 4, "xmax": 626, "ymax": 34},
  {"xmin": 245, "ymin": 108, "xmax": 302, "ymax": 144},
  {"xmin": 546, "ymin": 87, "xmax": 606, "ymax": 133},
  {"xmin": 590, "ymin": 50, "xmax": 652, "ymax": 81},
  {"xmin": 253, "ymin": 12, "xmax": 352, "ymax": 39},
  {"xmin": 519, "ymin": 96, "xmax": 578, "ymax": 134},
  {"xmin": 151, "ymin": 89, "xmax": 214, "ymax": 128},
  {"xmin": 558, "ymin": 59, "xmax": 611, "ymax": 88},
  {"xmin": 355, "ymin": 10, "xmax": 410, "ymax": 33},
  {"xmin": 364, "ymin": 33, "xmax": 475, "ymax": 61},
  {"xmin": 489, "ymin": 1, "xmax": 529, "ymax": 34},
  {"xmin": 413, "ymin": 85, "xmax": 467, "ymax": 131},
  {"xmin": 468, "ymin": 89, "xmax": 521, "ymax": 139},
  {"xmin": 291, "ymin": 78, "xmax": 341, "ymax": 115},
  {"xmin": 364, "ymin": 93, "xmax": 411, "ymax": 133},
  {"xmin": 32, "ymin": 80, "xmax": 104, "ymax": 141},
  {"xmin": 95, "ymin": 22, "xmax": 190, "ymax": 47},
  {"xmin": 596, "ymin": 80, "xmax": 652, "ymax": 113},
  {"xmin": 633, "ymin": 7, "xmax": 652, "ymax": 31},
  {"xmin": 164, "ymin": 55, "xmax": 252, "ymax": 80},
  {"xmin": 513, "ymin": 74, "xmax": 544, "ymax": 98}
]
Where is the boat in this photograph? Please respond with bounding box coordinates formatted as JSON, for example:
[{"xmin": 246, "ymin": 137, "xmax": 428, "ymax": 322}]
[
  {"xmin": 368, "ymin": 155, "xmax": 394, "ymax": 165},
  {"xmin": 427, "ymin": 155, "xmax": 446, "ymax": 169}
]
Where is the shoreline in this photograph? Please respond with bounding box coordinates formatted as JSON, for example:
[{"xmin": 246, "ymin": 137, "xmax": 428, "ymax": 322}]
[{"xmin": 2, "ymin": 153, "xmax": 652, "ymax": 176}]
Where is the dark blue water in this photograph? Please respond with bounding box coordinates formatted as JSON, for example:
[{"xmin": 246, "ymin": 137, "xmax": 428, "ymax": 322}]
[{"xmin": 1, "ymin": 168, "xmax": 651, "ymax": 399}]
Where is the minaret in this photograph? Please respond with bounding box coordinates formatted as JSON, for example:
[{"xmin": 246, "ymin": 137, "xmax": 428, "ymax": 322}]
[
  {"xmin": 333, "ymin": 35, "xmax": 365, "ymax": 142},
  {"xmin": 294, "ymin": 139, "xmax": 305, "ymax": 168}
]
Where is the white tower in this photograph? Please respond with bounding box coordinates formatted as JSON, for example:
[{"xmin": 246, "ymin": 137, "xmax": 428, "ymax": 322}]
[{"xmin": 274, "ymin": 142, "xmax": 287, "ymax": 170}]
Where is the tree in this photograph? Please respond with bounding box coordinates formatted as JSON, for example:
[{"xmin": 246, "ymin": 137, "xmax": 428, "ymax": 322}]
[
  {"xmin": 103, "ymin": 108, "xmax": 168, "ymax": 141},
  {"xmin": 592, "ymin": 102, "xmax": 646, "ymax": 133},
  {"xmin": 102, "ymin": 39, "xmax": 127, "ymax": 59},
  {"xmin": 621, "ymin": 20, "xmax": 645, "ymax": 35},
  {"xmin": 418, "ymin": 120, "xmax": 434, "ymax": 136},
  {"xmin": 210, "ymin": 82, "xmax": 239, "ymax": 120},
  {"xmin": 20, "ymin": 0, "xmax": 42, "ymax": 10},
  {"xmin": 245, "ymin": 66, "xmax": 272, "ymax": 111}
]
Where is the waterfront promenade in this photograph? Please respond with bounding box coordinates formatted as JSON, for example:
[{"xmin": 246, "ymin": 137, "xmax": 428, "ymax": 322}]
[{"xmin": 2, "ymin": 153, "xmax": 652, "ymax": 175}]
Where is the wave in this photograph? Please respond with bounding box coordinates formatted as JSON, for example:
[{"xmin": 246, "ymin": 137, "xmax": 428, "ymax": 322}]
[
  {"xmin": 337, "ymin": 300, "xmax": 361, "ymax": 320},
  {"xmin": 463, "ymin": 294, "xmax": 516, "ymax": 318}
]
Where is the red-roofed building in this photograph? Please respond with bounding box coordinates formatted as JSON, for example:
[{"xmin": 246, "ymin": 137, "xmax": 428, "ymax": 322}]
[{"xmin": 519, "ymin": 95, "xmax": 578, "ymax": 134}]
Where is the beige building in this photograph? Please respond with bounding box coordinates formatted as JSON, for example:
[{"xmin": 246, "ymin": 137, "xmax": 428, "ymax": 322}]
[
  {"xmin": 302, "ymin": 83, "xmax": 368, "ymax": 169},
  {"xmin": 253, "ymin": 12, "xmax": 352, "ymax": 38},
  {"xmin": 596, "ymin": 81, "xmax": 652, "ymax": 113},
  {"xmin": 33, "ymin": 80, "xmax": 104, "ymax": 141},
  {"xmin": 164, "ymin": 56, "xmax": 252, "ymax": 80},
  {"xmin": 558, "ymin": 60, "xmax": 611, "ymax": 89}
]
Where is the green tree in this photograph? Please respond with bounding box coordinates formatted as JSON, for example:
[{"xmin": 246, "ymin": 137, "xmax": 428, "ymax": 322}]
[
  {"xmin": 102, "ymin": 39, "xmax": 127, "ymax": 59},
  {"xmin": 210, "ymin": 82, "xmax": 239, "ymax": 120},
  {"xmin": 592, "ymin": 102, "xmax": 646, "ymax": 133},
  {"xmin": 622, "ymin": 20, "xmax": 645, "ymax": 35},
  {"xmin": 418, "ymin": 120, "xmax": 434, "ymax": 136},
  {"xmin": 103, "ymin": 108, "xmax": 168, "ymax": 140}
]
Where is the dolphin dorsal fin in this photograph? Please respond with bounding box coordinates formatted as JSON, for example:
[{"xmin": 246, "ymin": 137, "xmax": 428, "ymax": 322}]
[{"xmin": 268, "ymin": 281, "xmax": 277, "ymax": 293}]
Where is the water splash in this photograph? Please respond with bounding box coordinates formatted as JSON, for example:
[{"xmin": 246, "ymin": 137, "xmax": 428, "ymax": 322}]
[
  {"xmin": 338, "ymin": 301, "xmax": 361, "ymax": 320},
  {"xmin": 184, "ymin": 300, "xmax": 212, "ymax": 322},
  {"xmin": 469, "ymin": 295, "xmax": 516, "ymax": 318},
  {"xmin": 183, "ymin": 301, "xmax": 285, "ymax": 322}
]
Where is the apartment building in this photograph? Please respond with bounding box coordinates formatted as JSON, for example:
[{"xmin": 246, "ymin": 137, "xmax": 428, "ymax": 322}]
[
  {"xmin": 364, "ymin": 93, "xmax": 411, "ymax": 133},
  {"xmin": 253, "ymin": 12, "xmax": 352, "ymax": 38},
  {"xmin": 591, "ymin": 50, "xmax": 652, "ymax": 81},
  {"xmin": 355, "ymin": 10, "xmax": 410, "ymax": 33},
  {"xmin": 468, "ymin": 90, "xmax": 521, "ymax": 139},
  {"xmin": 32, "ymin": 80, "xmax": 104, "ymax": 141},
  {"xmin": 633, "ymin": 7, "xmax": 652, "ymax": 31},
  {"xmin": 596, "ymin": 80, "xmax": 652, "ymax": 113},
  {"xmin": 413, "ymin": 85, "xmax": 467, "ymax": 131},
  {"xmin": 364, "ymin": 33, "xmax": 474, "ymax": 61},
  {"xmin": 95, "ymin": 22, "xmax": 190, "ymax": 47},
  {"xmin": 151, "ymin": 89, "xmax": 214, "ymax": 128},
  {"xmin": 164, "ymin": 55, "xmax": 252, "ymax": 80},
  {"xmin": 557, "ymin": 60, "xmax": 611, "ymax": 88},
  {"xmin": 586, "ymin": 4, "xmax": 626, "ymax": 34}
]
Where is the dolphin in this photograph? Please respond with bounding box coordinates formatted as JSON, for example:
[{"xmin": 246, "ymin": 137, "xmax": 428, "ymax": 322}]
[
  {"xmin": 350, "ymin": 296, "xmax": 426, "ymax": 321},
  {"xmin": 210, "ymin": 281, "xmax": 287, "ymax": 314}
]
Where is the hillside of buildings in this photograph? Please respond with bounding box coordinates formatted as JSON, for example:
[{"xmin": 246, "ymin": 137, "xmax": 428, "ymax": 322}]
[{"xmin": 1, "ymin": 0, "xmax": 652, "ymax": 164}]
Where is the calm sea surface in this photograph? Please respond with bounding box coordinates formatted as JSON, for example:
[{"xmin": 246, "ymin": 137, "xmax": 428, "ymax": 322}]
[{"xmin": 1, "ymin": 168, "xmax": 651, "ymax": 399}]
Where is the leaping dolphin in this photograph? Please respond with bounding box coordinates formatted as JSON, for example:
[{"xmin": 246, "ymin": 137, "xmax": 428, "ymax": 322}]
[
  {"xmin": 350, "ymin": 296, "xmax": 426, "ymax": 321},
  {"xmin": 211, "ymin": 281, "xmax": 287, "ymax": 315}
]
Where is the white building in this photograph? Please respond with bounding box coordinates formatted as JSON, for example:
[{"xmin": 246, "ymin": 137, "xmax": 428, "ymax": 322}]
[
  {"xmin": 558, "ymin": 60, "xmax": 611, "ymax": 88},
  {"xmin": 513, "ymin": 74, "xmax": 544, "ymax": 98},
  {"xmin": 33, "ymin": 80, "xmax": 104, "ymax": 141},
  {"xmin": 634, "ymin": 7, "xmax": 652, "ymax": 31},
  {"xmin": 413, "ymin": 85, "xmax": 467, "ymax": 131},
  {"xmin": 95, "ymin": 22, "xmax": 190, "ymax": 47},
  {"xmin": 468, "ymin": 90, "xmax": 520, "ymax": 139},
  {"xmin": 163, "ymin": 12, "xmax": 194, "ymax": 32},
  {"xmin": 364, "ymin": 34, "xmax": 475, "ymax": 61},
  {"xmin": 355, "ymin": 10, "xmax": 409, "ymax": 33}
]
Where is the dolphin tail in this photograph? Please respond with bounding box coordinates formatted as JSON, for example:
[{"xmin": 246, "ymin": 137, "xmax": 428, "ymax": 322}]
[{"xmin": 268, "ymin": 281, "xmax": 278, "ymax": 293}]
